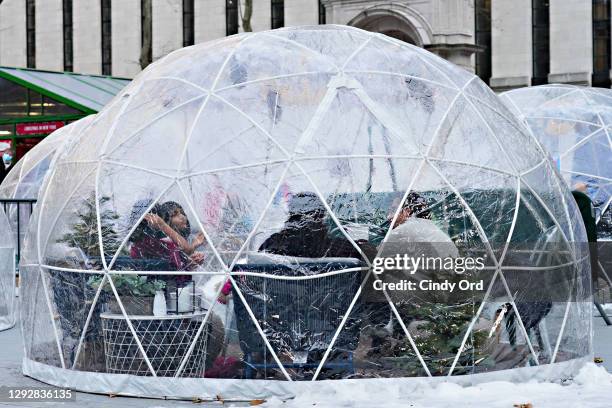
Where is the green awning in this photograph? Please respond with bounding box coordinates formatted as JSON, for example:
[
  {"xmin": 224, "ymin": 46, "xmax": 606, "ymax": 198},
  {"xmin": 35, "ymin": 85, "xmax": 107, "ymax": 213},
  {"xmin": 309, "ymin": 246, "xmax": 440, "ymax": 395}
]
[{"xmin": 0, "ymin": 66, "xmax": 131, "ymax": 113}]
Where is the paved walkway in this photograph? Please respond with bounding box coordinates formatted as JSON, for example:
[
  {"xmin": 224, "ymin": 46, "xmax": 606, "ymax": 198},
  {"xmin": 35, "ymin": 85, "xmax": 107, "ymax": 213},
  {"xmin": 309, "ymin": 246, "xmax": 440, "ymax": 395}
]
[
  {"xmin": 0, "ymin": 322, "xmax": 222, "ymax": 407},
  {"xmin": 594, "ymin": 312, "xmax": 612, "ymax": 371}
]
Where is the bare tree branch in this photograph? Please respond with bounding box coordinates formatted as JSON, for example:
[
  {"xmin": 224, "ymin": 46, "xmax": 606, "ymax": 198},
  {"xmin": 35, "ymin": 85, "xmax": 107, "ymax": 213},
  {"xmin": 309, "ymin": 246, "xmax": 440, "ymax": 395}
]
[
  {"xmin": 140, "ymin": 0, "xmax": 153, "ymax": 69},
  {"xmin": 241, "ymin": 0, "xmax": 253, "ymax": 32}
]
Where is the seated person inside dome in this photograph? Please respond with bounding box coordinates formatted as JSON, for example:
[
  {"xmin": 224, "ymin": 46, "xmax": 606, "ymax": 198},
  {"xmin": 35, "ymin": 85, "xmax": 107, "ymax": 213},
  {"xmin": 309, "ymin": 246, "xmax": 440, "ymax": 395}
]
[
  {"xmin": 363, "ymin": 193, "xmax": 435, "ymax": 351},
  {"xmin": 384, "ymin": 192, "xmax": 432, "ymax": 231},
  {"xmin": 365, "ymin": 192, "xmax": 469, "ymax": 367},
  {"xmin": 258, "ymin": 191, "xmax": 363, "ymax": 258},
  {"xmin": 129, "ymin": 200, "xmax": 206, "ymax": 276},
  {"xmin": 233, "ymin": 192, "xmax": 366, "ymax": 378}
]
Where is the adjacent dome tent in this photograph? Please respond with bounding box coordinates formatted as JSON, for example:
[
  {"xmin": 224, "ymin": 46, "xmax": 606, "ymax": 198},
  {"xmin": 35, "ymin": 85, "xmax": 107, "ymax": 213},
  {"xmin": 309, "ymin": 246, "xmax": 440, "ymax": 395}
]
[
  {"xmin": 20, "ymin": 26, "xmax": 591, "ymax": 400},
  {"xmin": 0, "ymin": 117, "xmax": 94, "ymax": 252},
  {"xmin": 500, "ymin": 85, "xmax": 612, "ymax": 229},
  {"xmin": 0, "ymin": 207, "xmax": 15, "ymax": 330}
]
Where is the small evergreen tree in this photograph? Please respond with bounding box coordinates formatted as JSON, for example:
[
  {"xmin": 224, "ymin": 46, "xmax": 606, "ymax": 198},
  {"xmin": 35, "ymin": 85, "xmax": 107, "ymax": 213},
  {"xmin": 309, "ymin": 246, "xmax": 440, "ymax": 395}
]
[
  {"xmin": 381, "ymin": 301, "xmax": 491, "ymax": 376},
  {"xmin": 58, "ymin": 192, "xmax": 121, "ymax": 258}
]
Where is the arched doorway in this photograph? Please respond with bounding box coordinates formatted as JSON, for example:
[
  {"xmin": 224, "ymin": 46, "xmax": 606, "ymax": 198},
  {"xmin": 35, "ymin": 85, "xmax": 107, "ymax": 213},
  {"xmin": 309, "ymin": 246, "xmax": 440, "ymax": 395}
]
[
  {"xmin": 354, "ymin": 14, "xmax": 421, "ymax": 45},
  {"xmin": 346, "ymin": 4, "xmax": 476, "ymax": 72},
  {"xmin": 348, "ymin": 5, "xmax": 433, "ymax": 47}
]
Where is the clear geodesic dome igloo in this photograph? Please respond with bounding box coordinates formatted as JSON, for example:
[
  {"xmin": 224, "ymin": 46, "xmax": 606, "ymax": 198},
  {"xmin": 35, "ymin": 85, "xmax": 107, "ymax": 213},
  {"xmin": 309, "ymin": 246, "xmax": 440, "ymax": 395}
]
[
  {"xmin": 0, "ymin": 206, "xmax": 15, "ymax": 331},
  {"xmin": 0, "ymin": 116, "xmax": 94, "ymax": 251},
  {"xmin": 500, "ymin": 85, "xmax": 612, "ymax": 233},
  {"xmin": 20, "ymin": 26, "xmax": 592, "ymax": 400}
]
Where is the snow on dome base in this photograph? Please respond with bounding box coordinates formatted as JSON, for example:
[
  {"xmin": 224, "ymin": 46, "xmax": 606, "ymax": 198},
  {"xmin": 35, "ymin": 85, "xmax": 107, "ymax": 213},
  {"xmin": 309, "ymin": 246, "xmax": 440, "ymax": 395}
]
[{"xmin": 20, "ymin": 26, "xmax": 591, "ymax": 400}]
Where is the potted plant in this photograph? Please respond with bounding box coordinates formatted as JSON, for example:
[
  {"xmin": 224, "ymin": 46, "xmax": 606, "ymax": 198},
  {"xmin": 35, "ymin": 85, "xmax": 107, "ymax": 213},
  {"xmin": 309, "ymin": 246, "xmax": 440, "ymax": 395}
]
[{"xmin": 87, "ymin": 275, "xmax": 166, "ymax": 316}]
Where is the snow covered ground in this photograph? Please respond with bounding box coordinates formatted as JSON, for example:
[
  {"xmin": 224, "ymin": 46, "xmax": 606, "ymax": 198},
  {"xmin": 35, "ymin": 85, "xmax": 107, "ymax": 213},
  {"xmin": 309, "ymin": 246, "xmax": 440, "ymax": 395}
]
[
  {"xmin": 264, "ymin": 363, "xmax": 612, "ymax": 408},
  {"xmin": 261, "ymin": 315, "xmax": 612, "ymax": 408}
]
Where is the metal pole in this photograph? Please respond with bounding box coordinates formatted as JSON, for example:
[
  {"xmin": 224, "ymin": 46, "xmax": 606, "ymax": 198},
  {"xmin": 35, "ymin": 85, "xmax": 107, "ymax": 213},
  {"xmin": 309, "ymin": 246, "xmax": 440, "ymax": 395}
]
[
  {"xmin": 16, "ymin": 201, "xmax": 20, "ymax": 264},
  {"xmin": 595, "ymin": 301, "xmax": 612, "ymax": 326}
]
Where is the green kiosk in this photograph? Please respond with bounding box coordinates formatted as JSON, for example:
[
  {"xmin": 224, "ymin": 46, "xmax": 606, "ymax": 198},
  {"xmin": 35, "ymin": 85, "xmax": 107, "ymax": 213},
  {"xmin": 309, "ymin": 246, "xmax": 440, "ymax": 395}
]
[{"xmin": 0, "ymin": 66, "xmax": 130, "ymax": 164}]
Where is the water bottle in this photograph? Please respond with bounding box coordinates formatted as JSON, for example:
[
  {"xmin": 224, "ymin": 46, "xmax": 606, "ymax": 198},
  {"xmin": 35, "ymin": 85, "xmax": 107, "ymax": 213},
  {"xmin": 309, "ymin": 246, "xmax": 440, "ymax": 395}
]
[
  {"xmin": 178, "ymin": 282, "xmax": 194, "ymax": 313},
  {"xmin": 153, "ymin": 290, "xmax": 167, "ymax": 316}
]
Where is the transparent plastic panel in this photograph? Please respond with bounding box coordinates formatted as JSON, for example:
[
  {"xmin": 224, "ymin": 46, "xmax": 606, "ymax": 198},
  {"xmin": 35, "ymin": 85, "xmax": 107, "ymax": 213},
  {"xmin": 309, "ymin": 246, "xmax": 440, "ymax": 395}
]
[
  {"xmin": 112, "ymin": 182, "xmax": 223, "ymax": 273},
  {"xmin": 320, "ymin": 291, "xmax": 432, "ymax": 379},
  {"xmin": 270, "ymin": 27, "xmax": 369, "ymax": 69},
  {"xmin": 349, "ymin": 73, "xmax": 458, "ymax": 156},
  {"xmin": 214, "ymin": 74, "xmax": 334, "ymax": 155},
  {"xmin": 20, "ymin": 266, "xmax": 63, "ymax": 367},
  {"xmin": 565, "ymin": 131, "xmax": 611, "ymax": 179},
  {"xmin": 149, "ymin": 34, "xmax": 248, "ymax": 91},
  {"xmin": 45, "ymin": 270, "xmax": 107, "ymax": 371},
  {"xmin": 552, "ymin": 255, "xmax": 592, "ymax": 363},
  {"xmin": 521, "ymin": 162, "xmax": 575, "ymax": 246},
  {"xmin": 524, "ymin": 117, "xmax": 602, "ymax": 163},
  {"xmin": 62, "ymin": 101, "xmax": 127, "ymax": 163},
  {"xmin": 214, "ymin": 33, "xmax": 338, "ymax": 90},
  {"xmin": 0, "ymin": 159, "xmax": 25, "ymax": 199},
  {"xmin": 406, "ymin": 44, "xmax": 474, "ymax": 89},
  {"xmin": 194, "ymin": 273, "xmax": 241, "ymax": 379},
  {"xmin": 466, "ymin": 273, "xmax": 539, "ymax": 374},
  {"xmin": 0, "ymin": 119, "xmax": 94, "ymax": 256},
  {"xmin": 471, "ymin": 99, "xmax": 544, "ymax": 174},
  {"xmin": 0, "ymin": 246, "xmax": 15, "ymax": 330},
  {"xmin": 108, "ymin": 79, "xmax": 206, "ymax": 152},
  {"xmin": 298, "ymin": 157, "xmax": 421, "ymax": 246},
  {"xmin": 0, "ymin": 207, "xmax": 14, "ymax": 330},
  {"xmin": 293, "ymin": 87, "xmax": 420, "ymax": 158},
  {"xmin": 503, "ymin": 86, "xmax": 578, "ymax": 114},
  {"xmin": 180, "ymin": 96, "xmax": 291, "ymax": 173},
  {"xmin": 346, "ymin": 36, "xmax": 458, "ymax": 88},
  {"xmin": 179, "ymin": 163, "xmax": 289, "ymax": 266},
  {"xmin": 38, "ymin": 163, "xmax": 101, "ymax": 270},
  {"xmin": 431, "ymin": 162, "xmax": 519, "ymax": 257},
  {"xmin": 501, "ymin": 85, "xmax": 612, "ymax": 219},
  {"xmin": 428, "ymin": 96, "xmax": 515, "ymax": 174},
  {"xmin": 464, "ymin": 78, "xmax": 513, "ymax": 117}
]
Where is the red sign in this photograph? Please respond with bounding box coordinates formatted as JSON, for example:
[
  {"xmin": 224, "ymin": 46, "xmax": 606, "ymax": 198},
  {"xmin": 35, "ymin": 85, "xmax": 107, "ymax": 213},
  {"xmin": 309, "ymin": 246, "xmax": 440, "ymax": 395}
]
[{"xmin": 16, "ymin": 121, "xmax": 65, "ymax": 136}]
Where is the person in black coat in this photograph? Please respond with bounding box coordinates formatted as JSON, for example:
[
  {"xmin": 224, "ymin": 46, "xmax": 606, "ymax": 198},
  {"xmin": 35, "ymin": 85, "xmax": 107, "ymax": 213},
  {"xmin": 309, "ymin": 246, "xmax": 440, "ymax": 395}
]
[
  {"xmin": 248, "ymin": 192, "xmax": 367, "ymax": 378},
  {"xmin": 572, "ymin": 182, "xmax": 598, "ymax": 283},
  {"xmin": 0, "ymin": 160, "xmax": 8, "ymax": 185},
  {"xmin": 258, "ymin": 192, "xmax": 362, "ymax": 258}
]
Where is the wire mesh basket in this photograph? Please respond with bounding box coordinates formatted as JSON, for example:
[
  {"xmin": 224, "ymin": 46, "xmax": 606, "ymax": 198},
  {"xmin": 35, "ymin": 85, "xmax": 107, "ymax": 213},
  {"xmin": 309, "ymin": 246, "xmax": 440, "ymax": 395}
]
[{"xmin": 101, "ymin": 311, "xmax": 209, "ymax": 377}]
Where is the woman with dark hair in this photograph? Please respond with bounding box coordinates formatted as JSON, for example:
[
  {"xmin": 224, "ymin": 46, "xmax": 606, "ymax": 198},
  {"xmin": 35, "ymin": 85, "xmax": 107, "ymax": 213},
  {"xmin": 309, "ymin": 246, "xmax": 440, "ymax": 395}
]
[{"xmin": 129, "ymin": 200, "xmax": 205, "ymax": 271}]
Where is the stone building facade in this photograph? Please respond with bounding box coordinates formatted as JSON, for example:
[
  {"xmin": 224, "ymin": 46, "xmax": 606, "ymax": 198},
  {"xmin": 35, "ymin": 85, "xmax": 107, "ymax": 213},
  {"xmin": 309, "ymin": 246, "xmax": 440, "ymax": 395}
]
[{"xmin": 0, "ymin": 0, "xmax": 609, "ymax": 90}]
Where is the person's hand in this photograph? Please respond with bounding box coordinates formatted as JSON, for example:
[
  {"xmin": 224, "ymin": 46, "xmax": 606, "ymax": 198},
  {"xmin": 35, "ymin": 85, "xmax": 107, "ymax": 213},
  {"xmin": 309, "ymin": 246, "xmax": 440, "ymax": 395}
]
[
  {"xmin": 192, "ymin": 232, "xmax": 206, "ymax": 248},
  {"xmin": 392, "ymin": 207, "xmax": 411, "ymax": 229},
  {"xmin": 144, "ymin": 213, "xmax": 165, "ymax": 229},
  {"xmin": 189, "ymin": 251, "xmax": 205, "ymax": 264},
  {"xmin": 217, "ymin": 292, "xmax": 229, "ymax": 304}
]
